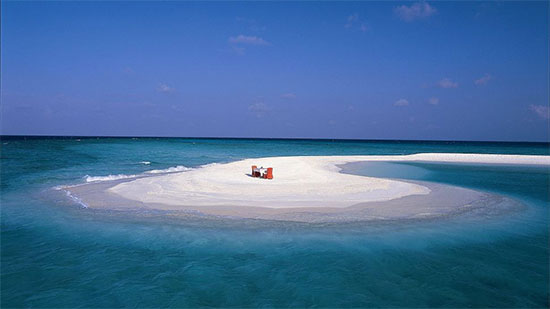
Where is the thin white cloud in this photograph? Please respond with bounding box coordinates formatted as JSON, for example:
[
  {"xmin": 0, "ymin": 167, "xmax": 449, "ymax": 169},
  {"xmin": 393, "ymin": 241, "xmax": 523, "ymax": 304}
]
[
  {"xmin": 281, "ymin": 93, "xmax": 296, "ymax": 99},
  {"xmin": 428, "ymin": 97, "xmax": 439, "ymax": 105},
  {"xmin": 345, "ymin": 14, "xmax": 369, "ymax": 32},
  {"xmin": 529, "ymin": 105, "xmax": 549, "ymax": 120},
  {"xmin": 248, "ymin": 102, "xmax": 271, "ymax": 117},
  {"xmin": 157, "ymin": 83, "xmax": 174, "ymax": 93},
  {"xmin": 475, "ymin": 73, "xmax": 492, "ymax": 86},
  {"xmin": 229, "ymin": 35, "xmax": 270, "ymax": 46},
  {"xmin": 394, "ymin": 2, "xmax": 437, "ymax": 22},
  {"xmin": 438, "ymin": 78, "xmax": 459, "ymax": 88},
  {"xmin": 394, "ymin": 98, "xmax": 409, "ymax": 106}
]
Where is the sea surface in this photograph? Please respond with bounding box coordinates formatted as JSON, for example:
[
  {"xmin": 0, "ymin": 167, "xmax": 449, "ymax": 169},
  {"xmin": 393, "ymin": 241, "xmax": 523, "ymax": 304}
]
[{"xmin": 1, "ymin": 137, "xmax": 549, "ymax": 307}]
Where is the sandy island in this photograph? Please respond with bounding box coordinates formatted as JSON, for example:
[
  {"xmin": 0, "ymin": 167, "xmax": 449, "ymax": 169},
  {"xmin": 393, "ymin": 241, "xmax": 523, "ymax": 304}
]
[{"xmin": 63, "ymin": 153, "xmax": 549, "ymax": 223}]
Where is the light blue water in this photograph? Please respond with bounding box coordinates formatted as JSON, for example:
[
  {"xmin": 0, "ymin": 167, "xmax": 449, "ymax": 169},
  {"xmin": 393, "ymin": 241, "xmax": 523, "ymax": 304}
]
[{"xmin": 1, "ymin": 137, "xmax": 549, "ymax": 307}]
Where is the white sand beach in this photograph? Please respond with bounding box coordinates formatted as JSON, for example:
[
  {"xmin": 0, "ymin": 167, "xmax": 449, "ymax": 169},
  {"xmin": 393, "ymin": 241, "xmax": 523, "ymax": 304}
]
[
  {"xmin": 63, "ymin": 153, "xmax": 548, "ymax": 222},
  {"xmin": 107, "ymin": 153, "xmax": 548, "ymax": 206},
  {"xmin": 109, "ymin": 156, "xmax": 428, "ymax": 209}
]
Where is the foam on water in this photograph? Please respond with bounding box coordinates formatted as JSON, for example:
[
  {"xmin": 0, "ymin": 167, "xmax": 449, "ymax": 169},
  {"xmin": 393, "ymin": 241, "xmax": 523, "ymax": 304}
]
[
  {"xmin": 64, "ymin": 190, "xmax": 89, "ymax": 208},
  {"xmin": 84, "ymin": 173, "xmax": 140, "ymax": 183},
  {"xmin": 82, "ymin": 165, "xmax": 192, "ymax": 183},
  {"xmin": 145, "ymin": 165, "xmax": 191, "ymax": 174}
]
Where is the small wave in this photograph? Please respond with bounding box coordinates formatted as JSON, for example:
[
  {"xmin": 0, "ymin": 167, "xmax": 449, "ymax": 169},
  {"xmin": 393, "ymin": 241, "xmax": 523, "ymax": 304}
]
[
  {"xmin": 53, "ymin": 183, "xmax": 83, "ymax": 190},
  {"xmin": 82, "ymin": 165, "xmax": 191, "ymax": 183},
  {"xmin": 84, "ymin": 174, "xmax": 139, "ymax": 183},
  {"xmin": 201, "ymin": 162, "xmax": 220, "ymax": 168},
  {"xmin": 78, "ymin": 163, "xmax": 191, "ymax": 186},
  {"xmin": 145, "ymin": 165, "xmax": 191, "ymax": 174},
  {"xmin": 65, "ymin": 190, "xmax": 88, "ymax": 208}
]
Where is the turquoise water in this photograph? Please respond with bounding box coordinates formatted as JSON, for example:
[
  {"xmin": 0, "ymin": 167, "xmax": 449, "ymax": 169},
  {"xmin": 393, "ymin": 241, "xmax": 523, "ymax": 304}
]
[{"xmin": 1, "ymin": 137, "xmax": 549, "ymax": 307}]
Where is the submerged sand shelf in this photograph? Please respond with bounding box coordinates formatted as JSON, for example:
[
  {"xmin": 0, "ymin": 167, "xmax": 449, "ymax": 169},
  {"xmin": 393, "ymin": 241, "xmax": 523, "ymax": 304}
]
[
  {"xmin": 68, "ymin": 179, "xmax": 524, "ymax": 223},
  {"xmin": 61, "ymin": 153, "xmax": 549, "ymax": 223}
]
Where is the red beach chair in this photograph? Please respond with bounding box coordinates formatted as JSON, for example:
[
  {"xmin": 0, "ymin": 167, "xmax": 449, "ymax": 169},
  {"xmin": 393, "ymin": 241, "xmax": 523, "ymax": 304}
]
[{"xmin": 266, "ymin": 168, "xmax": 273, "ymax": 179}]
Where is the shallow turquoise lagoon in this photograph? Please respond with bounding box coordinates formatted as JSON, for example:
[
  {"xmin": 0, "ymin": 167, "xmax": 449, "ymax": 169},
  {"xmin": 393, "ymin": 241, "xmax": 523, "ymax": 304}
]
[{"xmin": 1, "ymin": 137, "xmax": 549, "ymax": 307}]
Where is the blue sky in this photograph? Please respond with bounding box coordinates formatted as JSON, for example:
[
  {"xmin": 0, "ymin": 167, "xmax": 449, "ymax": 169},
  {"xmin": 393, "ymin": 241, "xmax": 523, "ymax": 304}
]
[{"xmin": 1, "ymin": 1, "xmax": 548, "ymax": 141}]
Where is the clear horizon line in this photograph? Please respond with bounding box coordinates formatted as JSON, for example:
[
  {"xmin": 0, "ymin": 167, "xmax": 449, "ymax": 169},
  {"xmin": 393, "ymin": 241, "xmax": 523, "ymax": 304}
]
[{"xmin": 0, "ymin": 134, "xmax": 548, "ymax": 144}]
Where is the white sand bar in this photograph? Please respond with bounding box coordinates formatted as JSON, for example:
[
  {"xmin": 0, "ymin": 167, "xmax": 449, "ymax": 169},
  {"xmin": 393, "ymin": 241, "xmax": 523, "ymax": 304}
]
[{"xmin": 109, "ymin": 153, "xmax": 550, "ymax": 210}]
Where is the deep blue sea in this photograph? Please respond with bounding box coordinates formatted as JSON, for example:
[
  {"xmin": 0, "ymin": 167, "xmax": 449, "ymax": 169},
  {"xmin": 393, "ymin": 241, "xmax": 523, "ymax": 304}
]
[{"xmin": 1, "ymin": 137, "xmax": 549, "ymax": 308}]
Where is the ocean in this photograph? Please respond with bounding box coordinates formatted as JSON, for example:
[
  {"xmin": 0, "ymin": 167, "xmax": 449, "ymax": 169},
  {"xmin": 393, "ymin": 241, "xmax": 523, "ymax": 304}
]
[{"xmin": 1, "ymin": 137, "xmax": 549, "ymax": 307}]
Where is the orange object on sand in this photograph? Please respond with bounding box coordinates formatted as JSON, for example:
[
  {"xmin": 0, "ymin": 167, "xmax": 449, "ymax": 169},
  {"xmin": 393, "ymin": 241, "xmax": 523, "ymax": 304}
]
[
  {"xmin": 251, "ymin": 165, "xmax": 257, "ymax": 177},
  {"xmin": 266, "ymin": 167, "xmax": 273, "ymax": 179}
]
